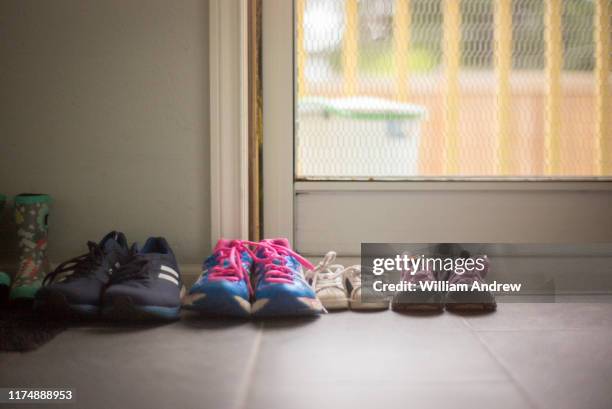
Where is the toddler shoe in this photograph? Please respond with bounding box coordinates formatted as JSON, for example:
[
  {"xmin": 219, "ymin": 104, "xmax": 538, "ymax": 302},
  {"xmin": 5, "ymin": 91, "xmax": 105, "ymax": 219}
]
[
  {"xmin": 344, "ymin": 265, "xmax": 389, "ymax": 310},
  {"xmin": 391, "ymin": 255, "xmax": 443, "ymax": 312},
  {"xmin": 182, "ymin": 239, "xmax": 252, "ymax": 318},
  {"xmin": 35, "ymin": 231, "xmax": 130, "ymax": 317},
  {"xmin": 251, "ymin": 238, "xmax": 324, "ymax": 318},
  {"xmin": 103, "ymin": 237, "xmax": 184, "ymax": 321},
  {"xmin": 307, "ymin": 251, "xmax": 349, "ymax": 310},
  {"xmin": 444, "ymin": 253, "xmax": 496, "ymax": 312}
]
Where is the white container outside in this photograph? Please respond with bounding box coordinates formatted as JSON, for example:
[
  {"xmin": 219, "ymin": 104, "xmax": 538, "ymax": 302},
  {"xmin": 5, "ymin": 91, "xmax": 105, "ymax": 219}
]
[{"xmin": 297, "ymin": 97, "xmax": 427, "ymax": 178}]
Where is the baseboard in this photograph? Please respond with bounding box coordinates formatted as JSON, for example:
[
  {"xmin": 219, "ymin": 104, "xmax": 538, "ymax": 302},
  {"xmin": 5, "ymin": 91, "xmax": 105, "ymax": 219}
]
[
  {"xmin": 33, "ymin": 255, "xmax": 612, "ymax": 296},
  {"xmin": 179, "ymin": 264, "xmax": 202, "ymax": 287},
  {"xmin": 38, "ymin": 262, "xmax": 204, "ymax": 288}
]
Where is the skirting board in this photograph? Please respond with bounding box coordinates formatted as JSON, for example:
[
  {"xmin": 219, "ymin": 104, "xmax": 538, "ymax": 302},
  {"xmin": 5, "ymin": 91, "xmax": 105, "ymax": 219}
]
[
  {"xmin": 40, "ymin": 258, "xmax": 612, "ymax": 296},
  {"xmin": 179, "ymin": 264, "xmax": 203, "ymax": 287},
  {"xmin": 38, "ymin": 262, "xmax": 204, "ymax": 289}
]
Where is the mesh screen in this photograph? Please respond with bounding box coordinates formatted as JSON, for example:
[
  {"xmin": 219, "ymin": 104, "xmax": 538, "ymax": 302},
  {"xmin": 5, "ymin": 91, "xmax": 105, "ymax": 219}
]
[{"xmin": 295, "ymin": 0, "xmax": 611, "ymax": 179}]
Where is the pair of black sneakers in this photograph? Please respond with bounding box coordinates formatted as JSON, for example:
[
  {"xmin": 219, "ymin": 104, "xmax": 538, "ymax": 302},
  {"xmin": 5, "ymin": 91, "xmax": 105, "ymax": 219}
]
[{"xmin": 35, "ymin": 231, "xmax": 184, "ymax": 320}]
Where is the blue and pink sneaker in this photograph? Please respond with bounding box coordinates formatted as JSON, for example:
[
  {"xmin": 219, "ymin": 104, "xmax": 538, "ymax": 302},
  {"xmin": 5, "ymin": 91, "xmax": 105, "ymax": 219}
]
[
  {"xmin": 182, "ymin": 239, "xmax": 253, "ymax": 318},
  {"xmin": 250, "ymin": 238, "xmax": 324, "ymax": 318}
]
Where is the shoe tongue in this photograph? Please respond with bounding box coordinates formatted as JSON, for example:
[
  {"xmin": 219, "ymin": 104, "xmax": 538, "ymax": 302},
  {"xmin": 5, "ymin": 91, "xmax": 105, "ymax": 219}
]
[
  {"xmin": 268, "ymin": 238, "xmax": 291, "ymax": 249},
  {"xmin": 100, "ymin": 231, "xmax": 122, "ymax": 253},
  {"xmin": 214, "ymin": 239, "xmax": 233, "ymax": 252}
]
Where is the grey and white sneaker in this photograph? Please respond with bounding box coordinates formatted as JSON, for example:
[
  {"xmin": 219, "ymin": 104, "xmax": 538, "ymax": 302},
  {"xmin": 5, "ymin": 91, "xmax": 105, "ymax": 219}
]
[
  {"xmin": 308, "ymin": 252, "xmax": 389, "ymax": 311},
  {"xmin": 344, "ymin": 265, "xmax": 389, "ymax": 310},
  {"xmin": 307, "ymin": 251, "xmax": 348, "ymax": 310}
]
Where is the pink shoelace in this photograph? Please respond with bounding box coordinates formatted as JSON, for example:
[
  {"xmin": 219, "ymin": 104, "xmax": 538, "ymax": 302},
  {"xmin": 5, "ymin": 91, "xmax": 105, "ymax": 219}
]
[
  {"xmin": 245, "ymin": 240, "xmax": 314, "ymax": 285},
  {"xmin": 208, "ymin": 240, "xmax": 254, "ymax": 295},
  {"xmin": 208, "ymin": 239, "xmax": 314, "ymax": 294}
]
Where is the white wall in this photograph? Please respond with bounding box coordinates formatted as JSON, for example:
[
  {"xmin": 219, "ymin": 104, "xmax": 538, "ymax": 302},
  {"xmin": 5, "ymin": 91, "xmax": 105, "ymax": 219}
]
[{"xmin": 0, "ymin": 0, "xmax": 211, "ymax": 265}]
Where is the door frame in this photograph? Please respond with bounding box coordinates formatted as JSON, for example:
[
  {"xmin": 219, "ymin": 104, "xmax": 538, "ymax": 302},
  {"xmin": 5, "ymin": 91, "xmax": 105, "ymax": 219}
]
[
  {"xmin": 262, "ymin": 0, "xmax": 296, "ymax": 241},
  {"xmin": 261, "ymin": 0, "xmax": 612, "ymax": 256},
  {"xmin": 209, "ymin": 0, "xmax": 250, "ymax": 243}
]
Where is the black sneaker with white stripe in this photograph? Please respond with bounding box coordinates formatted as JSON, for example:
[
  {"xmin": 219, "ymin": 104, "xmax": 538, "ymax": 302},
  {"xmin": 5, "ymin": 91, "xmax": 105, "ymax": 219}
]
[
  {"xmin": 102, "ymin": 237, "xmax": 184, "ymax": 320},
  {"xmin": 35, "ymin": 231, "xmax": 130, "ymax": 318}
]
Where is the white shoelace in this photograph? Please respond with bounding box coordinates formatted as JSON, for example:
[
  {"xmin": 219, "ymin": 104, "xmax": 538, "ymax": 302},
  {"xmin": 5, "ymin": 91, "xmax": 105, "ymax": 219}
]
[
  {"xmin": 342, "ymin": 265, "xmax": 361, "ymax": 298},
  {"xmin": 307, "ymin": 251, "xmax": 346, "ymax": 292},
  {"xmin": 307, "ymin": 252, "xmax": 366, "ymax": 300}
]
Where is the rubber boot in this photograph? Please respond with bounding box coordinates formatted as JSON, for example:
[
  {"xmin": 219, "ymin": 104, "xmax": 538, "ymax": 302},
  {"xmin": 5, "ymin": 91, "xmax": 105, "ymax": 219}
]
[
  {"xmin": 0, "ymin": 194, "xmax": 10, "ymax": 302},
  {"xmin": 10, "ymin": 194, "xmax": 52, "ymax": 302}
]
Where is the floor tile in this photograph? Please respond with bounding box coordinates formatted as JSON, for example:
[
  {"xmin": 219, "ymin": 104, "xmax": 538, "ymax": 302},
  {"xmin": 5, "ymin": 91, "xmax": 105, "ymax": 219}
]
[
  {"xmin": 0, "ymin": 317, "xmax": 259, "ymax": 409},
  {"xmin": 250, "ymin": 312, "xmax": 507, "ymax": 386},
  {"xmin": 462, "ymin": 303, "xmax": 612, "ymax": 331},
  {"xmin": 247, "ymin": 381, "xmax": 532, "ymax": 409},
  {"xmin": 3, "ymin": 305, "xmax": 611, "ymax": 409},
  {"xmin": 478, "ymin": 329, "xmax": 612, "ymax": 409}
]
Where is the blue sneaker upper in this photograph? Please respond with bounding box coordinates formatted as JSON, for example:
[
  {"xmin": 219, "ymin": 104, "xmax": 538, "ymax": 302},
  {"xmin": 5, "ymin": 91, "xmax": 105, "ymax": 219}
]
[
  {"xmin": 103, "ymin": 237, "xmax": 182, "ymax": 309},
  {"xmin": 188, "ymin": 240, "xmax": 253, "ymax": 300},
  {"xmin": 183, "ymin": 240, "xmax": 253, "ymax": 317},
  {"xmin": 36, "ymin": 231, "xmax": 130, "ymax": 308},
  {"xmin": 251, "ymin": 239, "xmax": 324, "ymax": 317},
  {"xmin": 252, "ymin": 238, "xmax": 315, "ymax": 297}
]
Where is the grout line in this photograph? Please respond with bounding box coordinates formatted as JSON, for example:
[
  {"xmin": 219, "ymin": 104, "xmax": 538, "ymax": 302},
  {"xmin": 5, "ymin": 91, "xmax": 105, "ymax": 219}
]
[
  {"xmin": 460, "ymin": 317, "xmax": 541, "ymax": 409},
  {"xmin": 233, "ymin": 322, "xmax": 264, "ymax": 409}
]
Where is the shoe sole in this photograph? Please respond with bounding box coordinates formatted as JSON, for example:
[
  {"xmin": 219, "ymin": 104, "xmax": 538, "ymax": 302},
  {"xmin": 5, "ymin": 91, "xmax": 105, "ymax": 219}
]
[
  {"xmin": 392, "ymin": 302, "xmax": 444, "ymax": 312},
  {"xmin": 319, "ymin": 297, "xmax": 349, "ymax": 311},
  {"xmin": 182, "ymin": 293, "xmax": 251, "ymax": 318},
  {"xmin": 35, "ymin": 292, "xmax": 99, "ymax": 319},
  {"xmin": 446, "ymin": 303, "xmax": 497, "ymax": 312},
  {"xmin": 252, "ymin": 295, "xmax": 325, "ymax": 318},
  {"xmin": 102, "ymin": 296, "xmax": 181, "ymax": 321}
]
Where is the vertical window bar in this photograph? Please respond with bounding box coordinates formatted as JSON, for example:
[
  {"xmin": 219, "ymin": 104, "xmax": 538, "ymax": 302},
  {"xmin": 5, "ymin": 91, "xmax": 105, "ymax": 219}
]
[
  {"xmin": 444, "ymin": 0, "xmax": 461, "ymax": 175},
  {"xmin": 595, "ymin": 0, "xmax": 611, "ymax": 175},
  {"xmin": 343, "ymin": 0, "xmax": 359, "ymax": 96},
  {"xmin": 545, "ymin": 0, "xmax": 562, "ymax": 175},
  {"xmin": 495, "ymin": 0, "xmax": 512, "ymax": 175},
  {"xmin": 394, "ymin": 0, "xmax": 411, "ymax": 102},
  {"xmin": 296, "ymin": 0, "xmax": 307, "ymax": 98}
]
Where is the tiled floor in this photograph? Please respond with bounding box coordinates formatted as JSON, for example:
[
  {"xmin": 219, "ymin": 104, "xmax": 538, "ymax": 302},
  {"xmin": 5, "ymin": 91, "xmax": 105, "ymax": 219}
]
[{"xmin": 1, "ymin": 303, "xmax": 612, "ymax": 409}]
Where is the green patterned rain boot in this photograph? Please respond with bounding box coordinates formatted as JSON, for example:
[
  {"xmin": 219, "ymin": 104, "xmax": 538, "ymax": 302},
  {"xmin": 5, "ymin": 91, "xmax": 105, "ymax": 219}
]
[
  {"xmin": 0, "ymin": 194, "xmax": 10, "ymax": 301},
  {"xmin": 10, "ymin": 194, "xmax": 52, "ymax": 302}
]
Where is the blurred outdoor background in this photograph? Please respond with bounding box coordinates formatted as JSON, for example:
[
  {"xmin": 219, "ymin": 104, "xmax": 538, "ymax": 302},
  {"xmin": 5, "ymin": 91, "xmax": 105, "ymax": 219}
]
[{"xmin": 295, "ymin": 0, "xmax": 611, "ymax": 179}]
